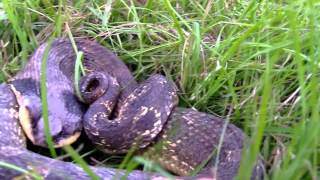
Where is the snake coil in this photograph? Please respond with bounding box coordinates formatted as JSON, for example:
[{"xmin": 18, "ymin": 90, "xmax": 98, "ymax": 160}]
[{"xmin": 0, "ymin": 39, "xmax": 264, "ymax": 180}]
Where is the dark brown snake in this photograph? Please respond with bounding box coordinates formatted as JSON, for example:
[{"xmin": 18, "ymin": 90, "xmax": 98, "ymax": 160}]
[{"xmin": 0, "ymin": 39, "xmax": 264, "ymax": 179}]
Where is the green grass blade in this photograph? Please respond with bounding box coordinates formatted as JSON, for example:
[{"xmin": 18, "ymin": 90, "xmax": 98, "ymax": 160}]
[
  {"xmin": 163, "ymin": 0, "xmax": 184, "ymax": 42},
  {"xmin": 54, "ymin": 0, "xmax": 64, "ymax": 37},
  {"xmin": 74, "ymin": 51, "xmax": 85, "ymax": 102},
  {"xmin": 66, "ymin": 23, "xmax": 86, "ymax": 102},
  {"xmin": 2, "ymin": 0, "xmax": 29, "ymax": 63},
  {"xmin": 63, "ymin": 145, "xmax": 100, "ymax": 180},
  {"xmin": 134, "ymin": 157, "xmax": 174, "ymax": 179},
  {"xmin": 40, "ymin": 37, "xmax": 57, "ymax": 158},
  {"xmin": 0, "ymin": 161, "xmax": 43, "ymax": 180}
]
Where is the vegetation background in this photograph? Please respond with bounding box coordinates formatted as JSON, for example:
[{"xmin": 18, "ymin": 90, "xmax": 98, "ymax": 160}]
[{"xmin": 0, "ymin": 0, "xmax": 319, "ymax": 179}]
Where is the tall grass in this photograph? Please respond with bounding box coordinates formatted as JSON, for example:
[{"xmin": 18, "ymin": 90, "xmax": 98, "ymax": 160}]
[{"xmin": 1, "ymin": 0, "xmax": 320, "ymax": 179}]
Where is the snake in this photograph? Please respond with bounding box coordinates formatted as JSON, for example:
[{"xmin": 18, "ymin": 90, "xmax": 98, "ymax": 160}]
[{"xmin": 0, "ymin": 38, "xmax": 264, "ymax": 179}]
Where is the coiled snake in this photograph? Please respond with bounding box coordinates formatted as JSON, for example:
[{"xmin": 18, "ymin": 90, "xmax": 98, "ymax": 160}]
[{"xmin": 0, "ymin": 39, "xmax": 263, "ymax": 179}]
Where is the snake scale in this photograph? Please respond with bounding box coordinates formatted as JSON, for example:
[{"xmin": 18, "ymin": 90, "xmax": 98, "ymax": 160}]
[{"xmin": 0, "ymin": 39, "xmax": 263, "ymax": 179}]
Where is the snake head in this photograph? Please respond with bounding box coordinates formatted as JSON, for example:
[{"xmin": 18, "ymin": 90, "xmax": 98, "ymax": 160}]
[{"xmin": 10, "ymin": 79, "xmax": 83, "ymax": 148}]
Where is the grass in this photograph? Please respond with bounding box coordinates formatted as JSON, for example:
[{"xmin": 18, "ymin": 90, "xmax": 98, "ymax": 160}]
[
  {"xmin": 40, "ymin": 36, "xmax": 57, "ymax": 158},
  {"xmin": 0, "ymin": 161, "xmax": 43, "ymax": 180},
  {"xmin": 1, "ymin": 0, "xmax": 320, "ymax": 179}
]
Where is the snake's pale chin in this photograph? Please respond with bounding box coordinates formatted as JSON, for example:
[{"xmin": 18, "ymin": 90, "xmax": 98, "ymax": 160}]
[
  {"xmin": 54, "ymin": 131, "xmax": 81, "ymax": 148},
  {"xmin": 10, "ymin": 84, "xmax": 36, "ymax": 144},
  {"xmin": 18, "ymin": 104, "xmax": 81, "ymax": 148},
  {"xmin": 18, "ymin": 105, "xmax": 35, "ymax": 144}
]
